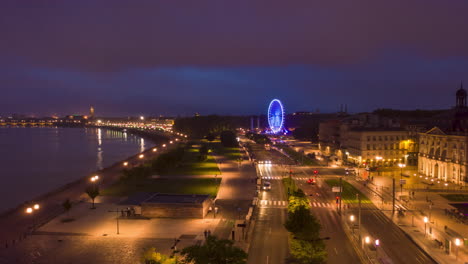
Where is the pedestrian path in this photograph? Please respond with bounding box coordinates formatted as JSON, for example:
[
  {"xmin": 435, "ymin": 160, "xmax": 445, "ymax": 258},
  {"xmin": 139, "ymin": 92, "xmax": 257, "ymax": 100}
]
[{"xmin": 258, "ymin": 200, "xmax": 288, "ymax": 208}]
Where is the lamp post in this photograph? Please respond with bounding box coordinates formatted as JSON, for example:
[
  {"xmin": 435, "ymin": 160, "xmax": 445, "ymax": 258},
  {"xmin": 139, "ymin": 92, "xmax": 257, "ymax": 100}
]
[
  {"xmin": 454, "ymin": 238, "xmax": 461, "ymax": 260},
  {"xmin": 26, "ymin": 203, "xmax": 40, "ymax": 229},
  {"xmin": 423, "ymin": 216, "xmax": 428, "ymax": 237},
  {"xmin": 375, "ymin": 239, "xmax": 380, "ymax": 260},
  {"xmin": 398, "ymin": 163, "xmax": 406, "ymax": 197}
]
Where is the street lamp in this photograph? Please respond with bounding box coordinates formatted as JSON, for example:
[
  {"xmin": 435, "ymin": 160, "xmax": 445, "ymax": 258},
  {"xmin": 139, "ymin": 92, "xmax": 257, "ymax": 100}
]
[
  {"xmin": 140, "ymin": 116, "xmax": 144, "ymax": 121},
  {"xmin": 375, "ymin": 239, "xmax": 380, "ymax": 259},
  {"xmin": 123, "ymin": 161, "xmax": 128, "ymax": 166},
  {"xmin": 162, "ymin": 144, "xmax": 166, "ymax": 147},
  {"xmin": 455, "ymin": 238, "xmax": 461, "ymax": 260},
  {"xmin": 398, "ymin": 163, "xmax": 406, "ymax": 196},
  {"xmin": 26, "ymin": 207, "xmax": 33, "ymax": 214},
  {"xmin": 90, "ymin": 175, "xmax": 99, "ymax": 182},
  {"xmin": 33, "ymin": 204, "xmax": 40, "ymax": 210},
  {"xmin": 349, "ymin": 215, "xmax": 355, "ymax": 234},
  {"xmin": 423, "ymin": 216, "xmax": 428, "ymax": 237},
  {"xmin": 139, "ymin": 154, "xmax": 144, "ymax": 159},
  {"xmin": 152, "ymin": 148, "xmax": 157, "ymax": 152}
]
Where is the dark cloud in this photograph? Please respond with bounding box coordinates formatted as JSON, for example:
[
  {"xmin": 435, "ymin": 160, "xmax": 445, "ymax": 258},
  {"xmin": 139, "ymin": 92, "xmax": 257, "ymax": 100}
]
[
  {"xmin": 1, "ymin": 1, "xmax": 468, "ymax": 116},
  {"xmin": 1, "ymin": 0, "xmax": 468, "ymax": 71}
]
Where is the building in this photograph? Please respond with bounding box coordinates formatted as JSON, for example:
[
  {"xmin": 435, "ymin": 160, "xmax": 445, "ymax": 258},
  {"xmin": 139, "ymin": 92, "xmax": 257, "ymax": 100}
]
[
  {"xmin": 418, "ymin": 127, "xmax": 467, "ymax": 185},
  {"xmin": 342, "ymin": 128, "xmax": 411, "ymax": 167},
  {"xmin": 418, "ymin": 84, "xmax": 468, "ymax": 186},
  {"xmin": 121, "ymin": 193, "xmax": 213, "ymax": 218}
]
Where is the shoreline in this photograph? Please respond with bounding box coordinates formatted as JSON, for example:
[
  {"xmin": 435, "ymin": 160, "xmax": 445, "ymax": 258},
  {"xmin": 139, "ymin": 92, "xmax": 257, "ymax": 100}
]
[{"xmin": 0, "ymin": 127, "xmax": 171, "ymax": 248}]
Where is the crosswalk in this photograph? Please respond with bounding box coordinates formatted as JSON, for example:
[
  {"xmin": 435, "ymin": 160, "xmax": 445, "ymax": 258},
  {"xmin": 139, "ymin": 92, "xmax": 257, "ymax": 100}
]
[
  {"xmin": 258, "ymin": 200, "xmax": 288, "ymax": 207},
  {"xmin": 261, "ymin": 176, "xmax": 282, "ymax": 180},
  {"xmin": 257, "ymin": 199, "xmax": 336, "ymax": 209},
  {"xmin": 309, "ymin": 201, "xmax": 335, "ymax": 208},
  {"xmin": 395, "ymin": 204, "xmax": 408, "ymax": 211},
  {"xmin": 261, "ymin": 176, "xmax": 313, "ymax": 181}
]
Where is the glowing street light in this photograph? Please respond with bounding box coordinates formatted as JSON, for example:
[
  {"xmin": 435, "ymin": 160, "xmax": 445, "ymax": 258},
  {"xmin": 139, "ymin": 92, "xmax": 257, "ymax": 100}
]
[
  {"xmin": 123, "ymin": 161, "xmax": 128, "ymax": 166},
  {"xmin": 162, "ymin": 144, "xmax": 166, "ymax": 147},
  {"xmin": 455, "ymin": 238, "xmax": 461, "ymax": 260},
  {"xmin": 26, "ymin": 207, "xmax": 33, "ymax": 214},
  {"xmin": 152, "ymin": 148, "xmax": 157, "ymax": 152},
  {"xmin": 33, "ymin": 204, "xmax": 40, "ymax": 210},
  {"xmin": 423, "ymin": 216, "xmax": 429, "ymax": 236},
  {"xmin": 170, "ymin": 141, "xmax": 173, "ymax": 144},
  {"xmin": 139, "ymin": 154, "xmax": 144, "ymax": 159},
  {"xmin": 90, "ymin": 175, "xmax": 99, "ymax": 182},
  {"xmin": 375, "ymin": 239, "xmax": 380, "ymax": 246},
  {"xmin": 140, "ymin": 116, "xmax": 144, "ymax": 120},
  {"xmin": 365, "ymin": 236, "xmax": 370, "ymax": 244},
  {"xmin": 398, "ymin": 163, "xmax": 406, "ymax": 195}
]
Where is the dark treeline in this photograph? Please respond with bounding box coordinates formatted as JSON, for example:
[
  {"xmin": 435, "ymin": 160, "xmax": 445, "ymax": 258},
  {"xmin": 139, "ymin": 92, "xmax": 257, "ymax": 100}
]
[
  {"xmin": 373, "ymin": 108, "xmax": 447, "ymax": 119},
  {"xmin": 173, "ymin": 115, "xmax": 251, "ymax": 139}
]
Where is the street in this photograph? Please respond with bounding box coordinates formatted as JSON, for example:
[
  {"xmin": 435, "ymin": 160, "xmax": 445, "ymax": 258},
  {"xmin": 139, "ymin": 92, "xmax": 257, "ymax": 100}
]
[{"xmin": 247, "ymin": 164, "xmax": 289, "ymax": 264}]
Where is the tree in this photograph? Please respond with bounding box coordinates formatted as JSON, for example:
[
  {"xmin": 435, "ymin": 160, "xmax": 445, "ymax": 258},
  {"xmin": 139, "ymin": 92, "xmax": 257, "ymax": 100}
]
[
  {"xmin": 141, "ymin": 247, "xmax": 176, "ymax": 264},
  {"xmin": 220, "ymin": 130, "xmax": 238, "ymax": 147},
  {"xmin": 199, "ymin": 144, "xmax": 209, "ymax": 161},
  {"xmin": 62, "ymin": 198, "xmax": 72, "ymax": 216},
  {"xmin": 206, "ymin": 133, "xmax": 216, "ymax": 142},
  {"xmin": 180, "ymin": 236, "xmax": 247, "ymax": 264},
  {"xmin": 86, "ymin": 186, "xmax": 100, "ymax": 209},
  {"xmin": 289, "ymin": 236, "xmax": 327, "ymax": 264}
]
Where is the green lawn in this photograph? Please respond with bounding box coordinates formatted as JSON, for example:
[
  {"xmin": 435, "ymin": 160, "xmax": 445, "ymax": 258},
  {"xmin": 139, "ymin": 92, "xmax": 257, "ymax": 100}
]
[
  {"xmin": 166, "ymin": 155, "xmax": 221, "ymax": 176},
  {"xmin": 440, "ymin": 194, "xmax": 468, "ymax": 202},
  {"xmin": 102, "ymin": 177, "xmax": 221, "ymax": 197},
  {"xmin": 162, "ymin": 144, "xmax": 221, "ymax": 176},
  {"xmin": 210, "ymin": 142, "xmax": 242, "ymax": 161},
  {"xmin": 325, "ymin": 179, "xmax": 370, "ymax": 204}
]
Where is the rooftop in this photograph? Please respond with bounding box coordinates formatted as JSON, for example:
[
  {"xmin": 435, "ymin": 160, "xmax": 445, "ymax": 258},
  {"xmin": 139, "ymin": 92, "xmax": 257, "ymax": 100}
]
[{"xmin": 120, "ymin": 193, "xmax": 210, "ymax": 205}]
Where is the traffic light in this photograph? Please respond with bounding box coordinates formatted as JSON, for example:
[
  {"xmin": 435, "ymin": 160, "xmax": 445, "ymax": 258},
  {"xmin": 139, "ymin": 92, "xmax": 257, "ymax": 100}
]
[{"xmin": 336, "ymin": 196, "xmax": 340, "ymax": 204}]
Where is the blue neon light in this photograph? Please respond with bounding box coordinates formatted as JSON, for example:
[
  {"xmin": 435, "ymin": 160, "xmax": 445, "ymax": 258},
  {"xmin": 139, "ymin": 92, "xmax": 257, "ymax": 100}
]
[{"xmin": 268, "ymin": 99, "xmax": 284, "ymax": 133}]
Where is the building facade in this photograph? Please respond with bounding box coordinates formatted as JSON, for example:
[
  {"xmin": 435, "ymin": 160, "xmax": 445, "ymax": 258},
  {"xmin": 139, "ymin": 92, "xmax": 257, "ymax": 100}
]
[
  {"xmin": 343, "ymin": 128, "xmax": 411, "ymax": 167},
  {"xmin": 418, "ymin": 127, "xmax": 468, "ymax": 185},
  {"xmin": 417, "ymin": 84, "xmax": 468, "ymax": 186}
]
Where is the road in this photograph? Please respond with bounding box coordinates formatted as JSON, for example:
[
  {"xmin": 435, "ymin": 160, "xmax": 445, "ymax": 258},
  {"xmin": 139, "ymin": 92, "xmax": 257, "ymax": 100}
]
[
  {"xmin": 302, "ymin": 167, "xmax": 437, "ymax": 264},
  {"xmin": 247, "ymin": 164, "xmax": 289, "ymax": 264},
  {"xmin": 293, "ymin": 167, "xmax": 362, "ymax": 264}
]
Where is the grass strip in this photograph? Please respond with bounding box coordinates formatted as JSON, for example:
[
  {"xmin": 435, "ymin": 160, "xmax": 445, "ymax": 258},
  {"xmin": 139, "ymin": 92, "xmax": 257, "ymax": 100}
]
[
  {"xmin": 102, "ymin": 177, "xmax": 220, "ymax": 197},
  {"xmin": 325, "ymin": 179, "xmax": 371, "ymax": 204}
]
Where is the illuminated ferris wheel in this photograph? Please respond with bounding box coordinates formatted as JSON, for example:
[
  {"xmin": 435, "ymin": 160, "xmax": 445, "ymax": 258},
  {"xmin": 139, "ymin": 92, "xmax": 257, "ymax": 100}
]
[{"xmin": 267, "ymin": 99, "xmax": 284, "ymax": 133}]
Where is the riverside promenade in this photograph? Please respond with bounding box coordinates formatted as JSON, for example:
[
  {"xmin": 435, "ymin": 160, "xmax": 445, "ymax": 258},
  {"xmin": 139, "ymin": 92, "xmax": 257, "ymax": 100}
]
[{"xmin": 0, "ymin": 132, "xmax": 171, "ymax": 251}]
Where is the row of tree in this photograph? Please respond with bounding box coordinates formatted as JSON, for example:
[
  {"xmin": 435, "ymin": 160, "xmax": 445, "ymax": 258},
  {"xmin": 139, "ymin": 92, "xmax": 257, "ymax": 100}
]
[
  {"xmin": 245, "ymin": 132, "xmax": 271, "ymax": 144},
  {"xmin": 142, "ymin": 236, "xmax": 247, "ymax": 264},
  {"xmin": 285, "ymin": 189, "xmax": 327, "ymax": 264}
]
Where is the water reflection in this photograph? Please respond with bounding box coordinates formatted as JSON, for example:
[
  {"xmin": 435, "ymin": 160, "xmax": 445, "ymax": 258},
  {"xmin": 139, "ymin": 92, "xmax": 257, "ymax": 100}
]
[{"xmin": 140, "ymin": 138, "xmax": 145, "ymax": 153}]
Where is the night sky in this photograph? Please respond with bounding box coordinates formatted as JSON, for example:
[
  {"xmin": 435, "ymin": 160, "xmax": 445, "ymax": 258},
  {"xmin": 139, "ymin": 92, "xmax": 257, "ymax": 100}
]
[{"xmin": 1, "ymin": 1, "xmax": 468, "ymax": 117}]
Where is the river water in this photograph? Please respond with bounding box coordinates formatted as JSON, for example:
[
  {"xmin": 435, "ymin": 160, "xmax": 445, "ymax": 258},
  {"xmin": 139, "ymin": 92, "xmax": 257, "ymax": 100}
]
[{"xmin": 0, "ymin": 127, "xmax": 151, "ymax": 214}]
